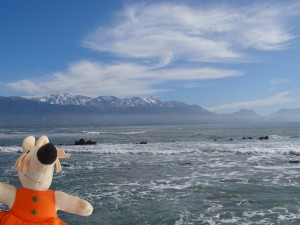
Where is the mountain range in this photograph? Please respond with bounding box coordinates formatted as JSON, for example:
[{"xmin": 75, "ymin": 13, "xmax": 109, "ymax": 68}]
[
  {"xmin": 29, "ymin": 93, "xmax": 212, "ymax": 115},
  {"xmin": 0, "ymin": 93, "xmax": 299, "ymax": 126}
]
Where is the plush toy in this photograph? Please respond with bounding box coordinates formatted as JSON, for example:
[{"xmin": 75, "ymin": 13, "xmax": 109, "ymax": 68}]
[{"xmin": 0, "ymin": 135, "xmax": 93, "ymax": 225}]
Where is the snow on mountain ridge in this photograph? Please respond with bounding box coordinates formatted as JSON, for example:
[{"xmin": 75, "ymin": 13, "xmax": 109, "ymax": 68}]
[
  {"xmin": 33, "ymin": 93, "xmax": 93, "ymax": 106},
  {"xmin": 31, "ymin": 93, "xmax": 168, "ymax": 108},
  {"xmin": 29, "ymin": 93, "xmax": 213, "ymax": 115}
]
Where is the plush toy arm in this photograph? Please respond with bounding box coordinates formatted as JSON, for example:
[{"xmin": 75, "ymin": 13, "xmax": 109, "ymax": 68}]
[
  {"xmin": 0, "ymin": 182, "xmax": 17, "ymax": 209},
  {"xmin": 55, "ymin": 191, "xmax": 93, "ymax": 216}
]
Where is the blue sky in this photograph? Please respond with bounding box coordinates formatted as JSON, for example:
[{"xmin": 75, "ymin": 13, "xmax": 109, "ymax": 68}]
[{"xmin": 1, "ymin": 0, "xmax": 300, "ymax": 115}]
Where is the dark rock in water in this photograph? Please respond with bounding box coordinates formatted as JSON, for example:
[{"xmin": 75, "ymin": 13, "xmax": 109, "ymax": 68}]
[
  {"xmin": 179, "ymin": 162, "xmax": 192, "ymax": 166},
  {"xmin": 242, "ymin": 137, "xmax": 253, "ymax": 140},
  {"xmin": 74, "ymin": 138, "xmax": 96, "ymax": 145},
  {"xmin": 289, "ymin": 160, "xmax": 300, "ymax": 163},
  {"xmin": 75, "ymin": 139, "xmax": 85, "ymax": 145},
  {"xmin": 290, "ymin": 136, "xmax": 300, "ymax": 139},
  {"xmin": 136, "ymin": 141, "xmax": 147, "ymax": 144},
  {"xmin": 289, "ymin": 151, "xmax": 300, "ymax": 156},
  {"xmin": 62, "ymin": 163, "xmax": 71, "ymax": 167},
  {"xmin": 85, "ymin": 140, "xmax": 97, "ymax": 145},
  {"xmin": 258, "ymin": 136, "xmax": 269, "ymax": 140}
]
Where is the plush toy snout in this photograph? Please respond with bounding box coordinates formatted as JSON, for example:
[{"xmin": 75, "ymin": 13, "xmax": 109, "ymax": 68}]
[{"xmin": 37, "ymin": 143, "xmax": 57, "ymax": 165}]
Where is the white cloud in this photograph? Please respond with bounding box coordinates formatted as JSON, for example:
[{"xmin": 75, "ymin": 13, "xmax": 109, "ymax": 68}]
[
  {"xmin": 6, "ymin": 60, "xmax": 242, "ymax": 97},
  {"xmin": 270, "ymin": 79, "xmax": 290, "ymax": 86},
  {"xmin": 82, "ymin": 2, "xmax": 300, "ymax": 64},
  {"xmin": 5, "ymin": 1, "xmax": 300, "ymax": 98},
  {"xmin": 206, "ymin": 92, "xmax": 295, "ymax": 112}
]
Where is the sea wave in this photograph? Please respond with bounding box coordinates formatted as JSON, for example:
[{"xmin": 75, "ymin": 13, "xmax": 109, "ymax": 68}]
[
  {"xmin": 1, "ymin": 139, "xmax": 300, "ymax": 156},
  {"xmin": 83, "ymin": 130, "xmax": 147, "ymax": 135}
]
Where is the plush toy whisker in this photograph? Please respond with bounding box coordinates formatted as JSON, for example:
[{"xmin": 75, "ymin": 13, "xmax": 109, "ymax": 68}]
[
  {"xmin": 55, "ymin": 158, "xmax": 62, "ymax": 173},
  {"xmin": 55, "ymin": 150, "xmax": 71, "ymax": 173},
  {"xmin": 23, "ymin": 155, "xmax": 32, "ymax": 173},
  {"xmin": 15, "ymin": 153, "xmax": 32, "ymax": 173},
  {"xmin": 15, "ymin": 154, "xmax": 26, "ymax": 172}
]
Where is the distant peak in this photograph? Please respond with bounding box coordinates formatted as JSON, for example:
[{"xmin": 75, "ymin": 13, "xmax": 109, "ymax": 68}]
[{"xmin": 230, "ymin": 109, "xmax": 260, "ymax": 116}]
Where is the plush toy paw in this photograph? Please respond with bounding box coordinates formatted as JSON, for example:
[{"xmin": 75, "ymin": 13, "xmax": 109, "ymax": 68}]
[{"xmin": 77, "ymin": 199, "xmax": 93, "ymax": 216}]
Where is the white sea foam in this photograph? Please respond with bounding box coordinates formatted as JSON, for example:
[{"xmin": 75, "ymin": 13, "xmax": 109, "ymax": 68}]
[
  {"xmin": 0, "ymin": 146, "xmax": 21, "ymax": 153},
  {"xmin": 83, "ymin": 130, "xmax": 147, "ymax": 135},
  {"xmin": 1, "ymin": 138, "xmax": 300, "ymax": 157}
]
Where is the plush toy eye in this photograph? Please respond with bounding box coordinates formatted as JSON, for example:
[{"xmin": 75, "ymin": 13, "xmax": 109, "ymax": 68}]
[{"xmin": 26, "ymin": 150, "xmax": 31, "ymax": 154}]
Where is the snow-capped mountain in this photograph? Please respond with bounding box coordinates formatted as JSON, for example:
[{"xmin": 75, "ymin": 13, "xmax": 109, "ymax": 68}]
[
  {"xmin": 0, "ymin": 93, "xmax": 217, "ymax": 126},
  {"xmin": 84, "ymin": 96, "xmax": 165, "ymax": 108},
  {"xmin": 30, "ymin": 93, "xmax": 212, "ymax": 114},
  {"xmin": 32, "ymin": 93, "xmax": 93, "ymax": 106}
]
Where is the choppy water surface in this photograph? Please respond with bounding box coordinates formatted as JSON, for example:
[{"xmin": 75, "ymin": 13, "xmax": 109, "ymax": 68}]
[{"xmin": 1, "ymin": 123, "xmax": 300, "ymax": 224}]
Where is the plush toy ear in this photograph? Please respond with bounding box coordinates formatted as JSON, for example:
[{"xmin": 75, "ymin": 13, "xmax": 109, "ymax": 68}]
[
  {"xmin": 36, "ymin": 135, "xmax": 49, "ymax": 148},
  {"xmin": 22, "ymin": 136, "xmax": 36, "ymax": 153}
]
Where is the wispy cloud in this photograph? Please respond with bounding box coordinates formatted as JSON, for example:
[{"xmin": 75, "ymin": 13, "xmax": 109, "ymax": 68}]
[
  {"xmin": 270, "ymin": 79, "xmax": 290, "ymax": 86},
  {"xmin": 206, "ymin": 92, "xmax": 295, "ymax": 112},
  {"xmin": 4, "ymin": 1, "xmax": 300, "ymax": 98},
  {"xmin": 268, "ymin": 78, "xmax": 291, "ymax": 92},
  {"xmin": 6, "ymin": 60, "xmax": 242, "ymax": 97},
  {"xmin": 83, "ymin": 2, "xmax": 300, "ymax": 64}
]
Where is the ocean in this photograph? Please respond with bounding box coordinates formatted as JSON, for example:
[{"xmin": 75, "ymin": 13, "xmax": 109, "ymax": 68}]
[{"xmin": 1, "ymin": 123, "xmax": 300, "ymax": 225}]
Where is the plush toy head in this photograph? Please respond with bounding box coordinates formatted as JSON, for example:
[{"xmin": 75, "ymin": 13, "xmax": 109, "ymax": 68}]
[{"xmin": 15, "ymin": 135, "xmax": 70, "ymax": 191}]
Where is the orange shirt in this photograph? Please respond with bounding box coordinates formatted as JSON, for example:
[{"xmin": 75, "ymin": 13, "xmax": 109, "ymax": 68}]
[{"xmin": 0, "ymin": 188, "xmax": 66, "ymax": 225}]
